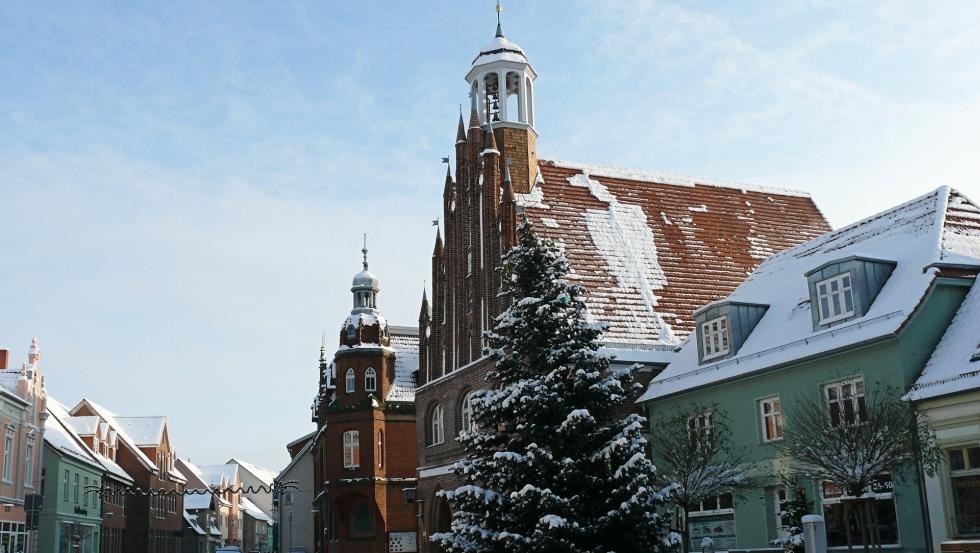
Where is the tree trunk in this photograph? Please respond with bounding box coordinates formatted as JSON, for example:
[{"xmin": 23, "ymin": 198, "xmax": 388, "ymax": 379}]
[
  {"xmin": 869, "ymin": 499, "xmax": 882, "ymax": 552},
  {"xmin": 843, "ymin": 500, "xmax": 854, "ymax": 553},
  {"xmin": 681, "ymin": 505, "xmax": 691, "ymax": 553}
]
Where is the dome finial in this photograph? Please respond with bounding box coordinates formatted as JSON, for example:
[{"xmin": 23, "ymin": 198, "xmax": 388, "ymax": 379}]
[
  {"xmin": 495, "ymin": 0, "xmax": 504, "ymax": 38},
  {"xmin": 361, "ymin": 233, "xmax": 369, "ymax": 271}
]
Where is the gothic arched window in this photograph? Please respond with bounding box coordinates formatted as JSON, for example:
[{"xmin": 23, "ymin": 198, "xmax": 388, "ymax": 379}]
[
  {"xmin": 350, "ymin": 499, "xmax": 375, "ymax": 537},
  {"xmin": 460, "ymin": 393, "xmax": 473, "ymax": 435},
  {"xmin": 430, "ymin": 405, "xmax": 445, "ymax": 446},
  {"xmin": 364, "ymin": 367, "xmax": 377, "ymax": 392},
  {"xmin": 345, "ymin": 369, "xmax": 356, "ymax": 393},
  {"xmin": 343, "ymin": 430, "xmax": 360, "ymax": 468}
]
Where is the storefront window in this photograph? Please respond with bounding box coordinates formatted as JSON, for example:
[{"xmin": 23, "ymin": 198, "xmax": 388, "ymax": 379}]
[
  {"xmin": 948, "ymin": 447, "xmax": 980, "ymax": 536},
  {"xmin": 0, "ymin": 521, "xmax": 28, "ymax": 553},
  {"xmin": 58, "ymin": 522, "xmax": 95, "ymax": 553},
  {"xmin": 821, "ymin": 476, "xmax": 899, "ymax": 548},
  {"xmin": 688, "ymin": 492, "xmax": 736, "ymax": 551}
]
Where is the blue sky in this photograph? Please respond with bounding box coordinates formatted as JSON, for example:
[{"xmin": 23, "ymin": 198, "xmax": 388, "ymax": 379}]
[{"xmin": 2, "ymin": 1, "xmax": 979, "ymax": 470}]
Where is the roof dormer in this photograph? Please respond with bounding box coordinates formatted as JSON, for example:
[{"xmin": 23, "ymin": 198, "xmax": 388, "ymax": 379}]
[
  {"xmin": 693, "ymin": 301, "xmax": 769, "ymax": 365},
  {"xmin": 805, "ymin": 256, "xmax": 896, "ymax": 330}
]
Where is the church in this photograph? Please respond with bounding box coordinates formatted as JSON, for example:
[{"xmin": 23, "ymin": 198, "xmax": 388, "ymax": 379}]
[{"xmin": 411, "ymin": 15, "xmax": 831, "ymax": 552}]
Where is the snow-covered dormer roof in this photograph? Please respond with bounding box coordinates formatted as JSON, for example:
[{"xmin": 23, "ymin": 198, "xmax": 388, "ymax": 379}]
[
  {"xmin": 640, "ymin": 186, "xmax": 980, "ymax": 402},
  {"xmin": 907, "ymin": 278, "xmax": 980, "ymax": 401}
]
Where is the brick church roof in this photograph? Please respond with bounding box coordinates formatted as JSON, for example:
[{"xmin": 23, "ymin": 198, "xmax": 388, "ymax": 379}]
[{"xmin": 517, "ymin": 159, "xmax": 831, "ymax": 345}]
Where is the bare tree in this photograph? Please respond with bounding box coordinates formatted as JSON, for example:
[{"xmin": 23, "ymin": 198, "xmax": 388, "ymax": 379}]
[
  {"xmin": 649, "ymin": 405, "xmax": 759, "ymax": 553},
  {"xmin": 779, "ymin": 384, "xmax": 942, "ymax": 553}
]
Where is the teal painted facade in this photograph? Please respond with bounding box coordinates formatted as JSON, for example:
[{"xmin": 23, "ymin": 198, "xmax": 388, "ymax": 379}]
[
  {"xmin": 38, "ymin": 443, "xmax": 103, "ymax": 553},
  {"xmin": 644, "ymin": 279, "xmax": 971, "ymax": 553}
]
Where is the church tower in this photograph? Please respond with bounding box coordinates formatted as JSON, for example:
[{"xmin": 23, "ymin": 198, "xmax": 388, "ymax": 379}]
[
  {"xmin": 465, "ymin": 13, "xmax": 538, "ymax": 193},
  {"xmin": 311, "ymin": 242, "xmax": 419, "ymax": 553}
]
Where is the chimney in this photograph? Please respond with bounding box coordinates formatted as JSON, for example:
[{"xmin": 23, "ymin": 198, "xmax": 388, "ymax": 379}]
[{"xmin": 0, "ymin": 349, "xmax": 7, "ymax": 370}]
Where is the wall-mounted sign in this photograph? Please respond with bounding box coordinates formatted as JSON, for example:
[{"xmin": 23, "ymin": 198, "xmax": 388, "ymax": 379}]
[{"xmin": 389, "ymin": 531, "xmax": 418, "ymax": 552}]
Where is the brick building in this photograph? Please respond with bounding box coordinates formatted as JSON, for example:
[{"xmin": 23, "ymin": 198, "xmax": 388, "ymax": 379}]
[
  {"xmin": 412, "ymin": 18, "xmax": 833, "ymax": 551},
  {"xmin": 311, "ymin": 246, "xmax": 419, "ymax": 553},
  {"xmin": 71, "ymin": 399, "xmax": 186, "ymax": 553}
]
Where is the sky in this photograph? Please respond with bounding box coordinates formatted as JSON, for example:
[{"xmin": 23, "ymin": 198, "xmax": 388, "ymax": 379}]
[{"xmin": 2, "ymin": 1, "xmax": 979, "ymax": 471}]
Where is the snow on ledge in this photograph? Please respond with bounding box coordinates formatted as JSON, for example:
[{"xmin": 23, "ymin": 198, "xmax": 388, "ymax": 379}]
[{"xmin": 545, "ymin": 159, "xmax": 811, "ymax": 198}]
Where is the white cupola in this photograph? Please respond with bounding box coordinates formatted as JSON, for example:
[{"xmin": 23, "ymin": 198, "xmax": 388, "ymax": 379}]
[
  {"xmin": 465, "ymin": 17, "xmax": 536, "ymax": 129},
  {"xmin": 351, "ymin": 236, "xmax": 379, "ymax": 314}
]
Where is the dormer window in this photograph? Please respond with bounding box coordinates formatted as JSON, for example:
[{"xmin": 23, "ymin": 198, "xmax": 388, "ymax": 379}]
[
  {"xmin": 701, "ymin": 316, "xmax": 730, "ymax": 360},
  {"xmin": 816, "ymin": 273, "xmax": 855, "ymax": 325}
]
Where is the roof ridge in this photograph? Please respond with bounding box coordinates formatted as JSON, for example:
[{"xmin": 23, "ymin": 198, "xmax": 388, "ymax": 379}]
[
  {"xmin": 541, "ymin": 158, "xmax": 812, "ymax": 198},
  {"xmin": 757, "ymin": 186, "xmax": 946, "ymax": 269}
]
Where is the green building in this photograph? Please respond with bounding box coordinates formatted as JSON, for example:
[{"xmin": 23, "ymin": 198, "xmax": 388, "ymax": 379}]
[
  {"xmin": 639, "ymin": 186, "xmax": 980, "ymax": 553},
  {"xmin": 38, "ymin": 399, "xmax": 105, "ymax": 553}
]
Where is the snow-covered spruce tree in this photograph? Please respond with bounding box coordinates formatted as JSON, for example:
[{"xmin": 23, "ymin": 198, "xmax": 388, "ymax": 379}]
[{"xmin": 433, "ymin": 223, "xmax": 672, "ymax": 553}]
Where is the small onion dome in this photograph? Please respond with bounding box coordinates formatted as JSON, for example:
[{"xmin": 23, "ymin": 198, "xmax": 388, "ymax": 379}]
[{"xmin": 472, "ymin": 35, "xmax": 527, "ymax": 68}]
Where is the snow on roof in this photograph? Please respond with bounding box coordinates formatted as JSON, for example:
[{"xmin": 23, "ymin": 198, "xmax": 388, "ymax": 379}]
[
  {"xmin": 197, "ymin": 464, "xmax": 239, "ymax": 488},
  {"xmin": 520, "ymin": 159, "xmax": 830, "ymax": 345},
  {"xmin": 65, "ymin": 416, "xmax": 100, "ymax": 436},
  {"xmin": 229, "ymin": 458, "xmax": 277, "ymax": 487},
  {"xmin": 240, "ymin": 496, "xmax": 274, "ymax": 523},
  {"xmin": 640, "ymin": 187, "xmax": 980, "ymax": 402},
  {"xmin": 45, "ymin": 398, "xmax": 103, "ymax": 470},
  {"xmin": 113, "ymin": 416, "xmax": 166, "ymax": 447},
  {"xmin": 183, "ymin": 511, "xmax": 207, "ymax": 535},
  {"xmin": 183, "ymin": 491, "xmax": 214, "ymax": 511},
  {"xmin": 277, "ymin": 437, "xmax": 314, "ymax": 482},
  {"xmin": 71, "ymin": 399, "xmax": 159, "ymax": 472},
  {"xmin": 907, "ymin": 279, "xmax": 980, "ymax": 401},
  {"xmin": 472, "ymin": 34, "xmax": 528, "ymax": 67},
  {"xmin": 388, "ymin": 327, "xmax": 419, "ymax": 403}
]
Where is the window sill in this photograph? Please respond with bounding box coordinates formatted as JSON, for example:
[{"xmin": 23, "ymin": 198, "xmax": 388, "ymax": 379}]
[
  {"xmin": 760, "ymin": 437, "xmax": 784, "ymax": 445},
  {"xmin": 702, "ymin": 351, "xmax": 730, "ymax": 362},
  {"xmin": 689, "ymin": 508, "xmax": 734, "ymax": 518}
]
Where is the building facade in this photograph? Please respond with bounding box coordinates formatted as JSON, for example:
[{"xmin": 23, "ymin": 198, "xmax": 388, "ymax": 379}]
[
  {"xmin": 311, "ymin": 248, "xmax": 419, "ymax": 553},
  {"xmin": 907, "ymin": 277, "xmax": 980, "ymax": 552},
  {"xmin": 39, "ymin": 399, "xmax": 105, "ymax": 553},
  {"xmin": 70, "ymin": 400, "xmax": 186, "ymax": 553},
  {"xmin": 0, "ymin": 339, "xmax": 47, "ymax": 552},
  {"xmin": 412, "ymin": 17, "xmax": 831, "ymax": 551},
  {"xmin": 639, "ymin": 187, "xmax": 980, "ymax": 553},
  {"xmin": 277, "ymin": 432, "xmax": 314, "ymax": 553}
]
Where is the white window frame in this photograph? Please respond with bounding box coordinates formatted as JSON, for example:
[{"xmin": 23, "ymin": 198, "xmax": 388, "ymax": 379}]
[
  {"xmin": 430, "ymin": 405, "xmax": 445, "ymax": 445},
  {"xmin": 345, "ymin": 368, "xmax": 356, "ymax": 393},
  {"xmin": 824, "ymin": 377, "xmax": 866, "ymax": 427},
  {"xmin": 24, "ymin": 436, "xmax": 34, "ymax": 487},
  {"xmin": 816, "ymin": 273, "xmax": 856, "ymax": 325},
  {"xmin": 342, "ymin": 430, "xmax": 360, "ymax": 468},
  {"xmin": 687, "ymin": 410, "xmax": 713, "ymax": 442},
  {"xmin": 688, "ymin": 492, "xmax": 735, "ymax": 517},
  {"xmin": 460, "ymin": 393, "xmax": 474, "ymax": 435},
  {"xmin": 701, "ymin": 316, "xmax": 730, "ymax": 361},
  {"xmin": 760, "ymin": 396, "xmax": 783, "ymax": 442},
  {"xmin": 364, "ymin": 367, "xmax": 377, "ymax": 392},
  {"xmin": 2, "ymin": 426, "xmax": 13, "ymax": 483}
]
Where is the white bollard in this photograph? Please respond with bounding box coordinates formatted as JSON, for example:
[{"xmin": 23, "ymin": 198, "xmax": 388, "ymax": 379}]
[{"xmin": 802, "ymin": 515, "xmax": 827, "ymax": 553}]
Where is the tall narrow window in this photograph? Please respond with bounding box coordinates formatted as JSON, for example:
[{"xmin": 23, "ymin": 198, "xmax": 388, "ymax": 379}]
[
  {"xmin": 760, "ymin": 397, "xmax": 783, "ymax": 442},
  {"xmin": 460, "ymin": 393, "xmax": 474, "ymax": 435},
  {"xmin": 377, "ymin": 431, "xmax": 384, "ymax": 468},
  {"xmin": 83, "ymin": 477, "xmax": 89, "ymax": 506},
  {"xmin": 345, "ymin": 368, "xmax": 356, "ymax": 393},
  {"xmin": 24, "ymin": 437, "xmax": 34, "ymax": 487},
  {"xmin": 825, "ymin": 377, "xmax": 866, "ymax": 426},
  {"xmin": 2, "ymin": 427, "xmax": 13, "ymax": 482},
  {"xmin": 701, "ymin": 316, "xmax": 730, "ymax": 360},
  {"xmin": 431, "ymin": 405, "xmax": 445, "ymax": 445},
  {"xmin": 63, "ymin": 470, "xmax": 70, "ymax": 498},
  {"xmin": 364, "ymin": 368, "xmax": 377, "ymax": 392},
  {"xmin": 73, "ymin": 473, "xmax": 80, "ymax": 503},
  {"xmin": 816, "ymin": 273, "xmax": 855, "ymax": 324},
  {"xmin": 343, "ymin": 431, "xmax": 360, "ymax": 468}
]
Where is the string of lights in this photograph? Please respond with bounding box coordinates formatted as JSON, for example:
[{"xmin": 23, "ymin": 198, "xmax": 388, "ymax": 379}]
[{"xmin": 83, "ymin": 480, "xmax": 298, "ymax": 498}]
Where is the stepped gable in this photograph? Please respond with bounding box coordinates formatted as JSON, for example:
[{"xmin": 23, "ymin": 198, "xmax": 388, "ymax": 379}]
[{"xmin": 517, "ymin": 159, "xmax": 831, "ymax": 345}]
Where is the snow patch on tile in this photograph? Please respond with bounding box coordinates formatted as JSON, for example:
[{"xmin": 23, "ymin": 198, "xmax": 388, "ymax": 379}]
[{"xmin": 568, "ymin": 173, "xmax": 676, "ymax": 344}]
